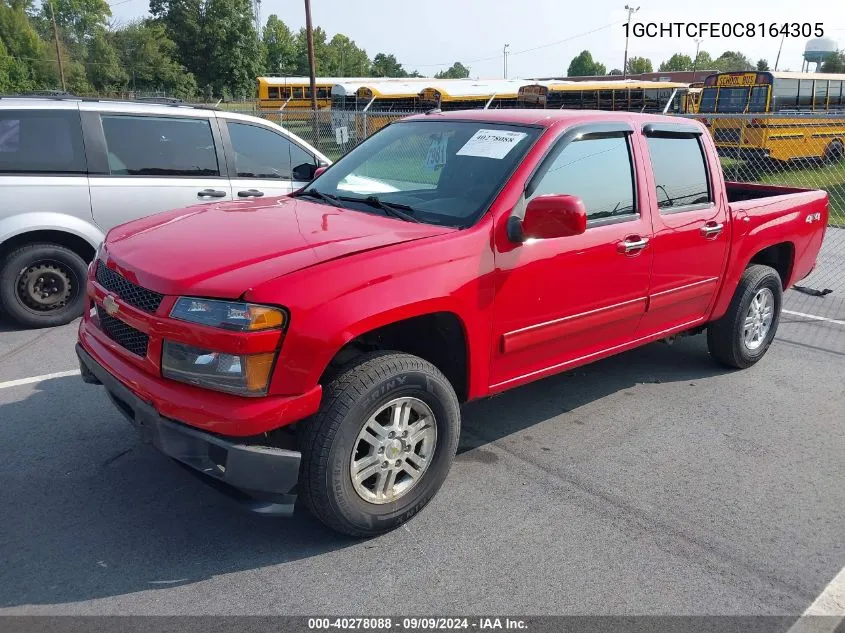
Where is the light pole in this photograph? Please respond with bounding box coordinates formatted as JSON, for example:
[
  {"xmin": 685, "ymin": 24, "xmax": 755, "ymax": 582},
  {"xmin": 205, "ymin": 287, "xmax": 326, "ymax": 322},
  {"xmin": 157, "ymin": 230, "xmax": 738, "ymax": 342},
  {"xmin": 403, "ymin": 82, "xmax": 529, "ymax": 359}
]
[
  {"xmin": 622, "ymin": 4, "xmax": 639, "ymax": 80},
  {"xmin": 503, "ymin": 44, "xmax": 510, "ymax": 79},
  {"xmin": 692, "ymin": 38, "xmax": 702, "ymax": 77},
  {"xmin": 304, "ymin": 0, "xmax": 319, "ymax": 149}
]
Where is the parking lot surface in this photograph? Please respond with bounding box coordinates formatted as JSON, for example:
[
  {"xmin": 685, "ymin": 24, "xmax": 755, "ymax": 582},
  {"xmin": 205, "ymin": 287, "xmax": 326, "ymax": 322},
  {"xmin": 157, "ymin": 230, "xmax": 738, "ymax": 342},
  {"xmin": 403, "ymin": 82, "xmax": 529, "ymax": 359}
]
[{"xmin": 1, "ymin": 284, "xmax": 843, "ymax": 616}]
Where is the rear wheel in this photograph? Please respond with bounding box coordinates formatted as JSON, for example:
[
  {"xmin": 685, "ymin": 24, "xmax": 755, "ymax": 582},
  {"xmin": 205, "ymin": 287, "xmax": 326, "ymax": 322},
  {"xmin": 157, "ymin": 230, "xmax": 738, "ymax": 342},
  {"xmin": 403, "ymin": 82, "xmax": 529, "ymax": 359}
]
[
  {"xmin": 299, "ymin": 351, "xmax": 460, "ymax": 537},
  {"xmin": 824, "ymin": 140, "xmax": 844, "ymax": 164},
  {"xmin": 0, "ymin": 243, "xmax": 88, "ymax": 328},
  {"xmin": 707, "ymin": 264, "xmax": 782, "ymax": 369}
]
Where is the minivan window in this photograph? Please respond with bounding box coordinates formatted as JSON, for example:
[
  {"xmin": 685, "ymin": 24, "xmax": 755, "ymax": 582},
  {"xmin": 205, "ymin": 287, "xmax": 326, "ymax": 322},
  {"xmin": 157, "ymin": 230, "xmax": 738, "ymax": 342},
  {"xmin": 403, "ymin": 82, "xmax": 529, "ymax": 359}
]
[
  {"xmin": 0, "ymin": 110, "xmax": 86, "ymax": 174},
  {"xmin": 646, "ymin": 136, "xmax": 711, "ymax": 212},
  {"xmin": 531, "ymin": 135, "xmax": 636, "ymax": 221},
  {"xmin": 227, "ymin": 122, "xmax": 316, "ymax": 180},
  {"xmin": 101, "ymin": 115, "xmax": 219, "ymax": 176}
]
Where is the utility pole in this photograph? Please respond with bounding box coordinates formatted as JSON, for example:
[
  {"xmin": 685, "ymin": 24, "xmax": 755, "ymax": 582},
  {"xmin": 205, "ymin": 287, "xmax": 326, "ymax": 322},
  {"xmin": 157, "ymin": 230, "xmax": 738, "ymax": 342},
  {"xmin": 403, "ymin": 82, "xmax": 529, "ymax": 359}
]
[
  {"xmin": 304, "ymin": 0, "xmax": 319, "ymax": 148},
  {"xmin": 774, "ymin": 33, "xmax": 785, "ymax": 71},
  {"xmin": 49, "ymin": 1, "xmax": 66, "ymax": 92},
  {"xmin": 692, "ymin": 38, "xmax": 702, "ymax": 77},
  {"xmin": 503, "ymin": 44, "xmax": 510, "ymax": 79},
  {"xmin": 622, "ymin": 4, "xmax": 639, "ymax": 80}
]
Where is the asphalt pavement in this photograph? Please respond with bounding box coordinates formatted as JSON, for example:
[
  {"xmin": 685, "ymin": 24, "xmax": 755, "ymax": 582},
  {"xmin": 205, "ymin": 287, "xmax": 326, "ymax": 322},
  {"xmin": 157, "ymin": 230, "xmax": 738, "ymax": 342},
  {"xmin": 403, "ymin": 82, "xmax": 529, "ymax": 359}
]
[{"xmin": 0, "ymin": 285, "xmax": 843, "ymax": 616}]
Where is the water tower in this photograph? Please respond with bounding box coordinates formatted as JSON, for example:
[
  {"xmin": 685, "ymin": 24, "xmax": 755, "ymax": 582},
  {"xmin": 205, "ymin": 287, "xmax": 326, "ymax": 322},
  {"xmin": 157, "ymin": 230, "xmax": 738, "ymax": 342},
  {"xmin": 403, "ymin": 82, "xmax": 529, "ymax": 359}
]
[{"xmin": 803, "ymin": 37, "xmax": 838, "ymax": 71}]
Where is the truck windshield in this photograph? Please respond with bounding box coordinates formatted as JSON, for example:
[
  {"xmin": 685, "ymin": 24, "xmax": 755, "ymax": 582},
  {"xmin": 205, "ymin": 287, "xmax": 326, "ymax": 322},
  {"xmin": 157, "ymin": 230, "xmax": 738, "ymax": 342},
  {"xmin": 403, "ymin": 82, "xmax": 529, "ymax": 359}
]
[{"xmin": 297, "ymin": 120, "xmax": 541, "ymax": 228}]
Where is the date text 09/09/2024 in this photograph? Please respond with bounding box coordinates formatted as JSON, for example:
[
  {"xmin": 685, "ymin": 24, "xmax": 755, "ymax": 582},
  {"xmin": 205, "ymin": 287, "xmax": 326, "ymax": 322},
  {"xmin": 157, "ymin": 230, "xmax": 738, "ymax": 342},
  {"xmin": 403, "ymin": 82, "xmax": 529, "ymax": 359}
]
[
  {"xmin": 307, "ymin": 618, "xmax": 528, "ymax": 630},
  {"xmin": 624, "ymin": 22, "xmax": 824, "ymax": 38}
]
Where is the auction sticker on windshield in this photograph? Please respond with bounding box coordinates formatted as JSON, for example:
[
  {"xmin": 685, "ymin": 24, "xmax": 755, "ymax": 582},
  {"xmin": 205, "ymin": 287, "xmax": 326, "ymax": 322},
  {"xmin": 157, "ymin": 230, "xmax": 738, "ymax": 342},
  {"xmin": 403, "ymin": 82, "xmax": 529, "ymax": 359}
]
[{"xmin": 456, "ymin": 129, "xmax": 527, "ymax": 159}]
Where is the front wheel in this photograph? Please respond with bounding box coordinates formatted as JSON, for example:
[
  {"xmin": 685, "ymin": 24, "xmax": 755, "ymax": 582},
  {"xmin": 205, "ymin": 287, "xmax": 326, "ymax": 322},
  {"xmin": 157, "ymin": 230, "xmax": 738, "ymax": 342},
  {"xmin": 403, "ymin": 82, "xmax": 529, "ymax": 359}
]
[
  {"xmin": 707, "ymin": 264, "xmax": 783, "ymax": 369},
  {"xmin": 299, "ymin": 352, "xmax": 460, "ymax": 537},
  {"xmin": 0, "ymin": 243, "xmax": 89, "ymax": 328}
]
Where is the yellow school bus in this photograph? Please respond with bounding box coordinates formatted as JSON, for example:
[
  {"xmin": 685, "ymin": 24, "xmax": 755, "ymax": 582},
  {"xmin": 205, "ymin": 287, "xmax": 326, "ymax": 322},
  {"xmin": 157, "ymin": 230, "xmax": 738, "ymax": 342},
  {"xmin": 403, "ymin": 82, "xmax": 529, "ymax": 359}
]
[
  {"xmin": 698, "ymin": 71, "xmax": 845, "ymax": 162},
  {"xmin": 685, "ymin": 83, "xmax": 703, "ymax": 113},
  {"xmin": 257, "ymin": 76, "xmax": 369, "ymax": 111},
  {"xmin": 517, "ymin": 80, "xmax": 689, "ymax": 113},
  {"xmin": 417, "ymin": 80, "xmax": 523, "ymax": 111}
]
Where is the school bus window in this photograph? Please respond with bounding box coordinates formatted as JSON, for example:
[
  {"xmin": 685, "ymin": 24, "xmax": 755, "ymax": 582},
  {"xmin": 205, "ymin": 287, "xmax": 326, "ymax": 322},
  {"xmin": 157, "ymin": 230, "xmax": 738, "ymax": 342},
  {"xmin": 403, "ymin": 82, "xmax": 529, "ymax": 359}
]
[
  {"xmin": 598, "ymin": 90, "xmax": 613, "ymax": 110},
  {"xmin": 798, "ymin": 80, "xmax": 813, "ymax": 109},
  {"xmin": 280, "ymin": 88, "xmax": 291, "ymax": 99},
  {"xmin": 814, "ymin": 80, "xmax": 828, "ymax": 109},
  {"xmin": 831, "ymin": 81, "xmax": 843, "ymax": 106},
  {"xmin": 268, "ymin": 87, "xmax": 280, "ymax": 99},
  {"xmin": 749, "ymin": 86, "xmax": 768, "ymax": 113},
  {"xmin": 560, "ymin": 91, "xmax": 581, "ymax": 108},
  {"xmin": 644, "ymin": 89, "xmax": 661, "ymax": 111},
  {"xmin": 317, "ymin": 87, "xmax": 330, "ymax": 99},
  {"xmin": 292, "ymin": 87, "xmax": 303, "ymax": 99},
  {"xmin": 772, "ymin": 79, "xmax": 798, "ymax": 110}
]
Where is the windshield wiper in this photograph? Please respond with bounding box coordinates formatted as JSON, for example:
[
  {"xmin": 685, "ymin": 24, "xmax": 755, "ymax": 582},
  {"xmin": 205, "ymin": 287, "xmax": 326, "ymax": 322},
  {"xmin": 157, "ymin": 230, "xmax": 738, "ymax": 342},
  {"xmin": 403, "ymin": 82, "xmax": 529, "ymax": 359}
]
[
  {"xmin": 292, "ymin": 189, "xmax": 339, "ymax": 204},
  {"xmin": 337, "ymin": 195, "xmax": 421, "ymax": 223}
]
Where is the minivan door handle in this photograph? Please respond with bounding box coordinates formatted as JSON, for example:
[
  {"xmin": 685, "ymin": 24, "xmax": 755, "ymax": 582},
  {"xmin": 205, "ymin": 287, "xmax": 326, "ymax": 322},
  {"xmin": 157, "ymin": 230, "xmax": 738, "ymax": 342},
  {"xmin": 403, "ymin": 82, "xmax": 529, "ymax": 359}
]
[
  {"xmin": 237, "ymin": 189, "xmax": 265, "ymax": 198},
  {"xmin": 197, "ymin": 189, "xmax": 227, "ymax": 198},
  {"xmin": 617, "ymin": 236, "xmax": 650, "ymax": 255}
]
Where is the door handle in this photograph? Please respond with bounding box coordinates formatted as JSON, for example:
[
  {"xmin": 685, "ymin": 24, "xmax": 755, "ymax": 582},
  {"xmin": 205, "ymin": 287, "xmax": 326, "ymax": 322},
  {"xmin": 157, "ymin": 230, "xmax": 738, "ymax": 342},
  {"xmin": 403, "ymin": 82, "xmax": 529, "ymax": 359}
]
[
  {"xmin": 197, "ymin": 189, "xmax": 226, "ymax": 198},
  {"xmin": 617, "ymin": 236, "xmax": 650, "ymax": 254},
  {"xmin": 237, "ymin": 189, "xmax": 265, "ymax": 198},
  {"xmin": 701, "ymin": 222, "xmax": 724, "ymax": 238}
]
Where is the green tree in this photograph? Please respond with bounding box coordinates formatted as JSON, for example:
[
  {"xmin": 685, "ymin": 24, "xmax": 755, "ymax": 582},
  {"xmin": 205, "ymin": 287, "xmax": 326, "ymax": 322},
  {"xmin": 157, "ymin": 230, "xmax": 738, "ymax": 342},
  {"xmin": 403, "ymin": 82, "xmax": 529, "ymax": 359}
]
[
  {"xmin": 86, "ymin": 29, "xmax": 127, "ymax": 91},
  {"xmin": 821, "ymin": 50, "xmax": 845, "ymax": 73},
  {"xmin": 261, "ymin": 14, "xmax": 295, "ymax": 75},
  {"xmin": 756, "ymin": 58, "xmax": 770, "ymax": 71},
  {"xmin": 694, "ymin": 51, "xmax": 714, "ymax": 70},
  {"xmin": 659, "ymin": 53, "xmax": 693, "ymax": 72},
  {"xmin": 370, "ymin": 52, "xmax": 406, "ymax": 77},
  {"xmin": 325, "ymin": 33, "xmax": 369, "ymax": 76},
  {"xmin": 435, "ymin": 61, "xmax": 469, "ymax": 79},
  {"xmin": 292, "ymin": 25, "xmax": 329, "ymax": 75},
  {"xmin": 0, "ymin": 0, "xmax": 55, "ymax": 90},
  {"xmin": 42, "ymin": 0, "xmax": 111, "ymax": 44},
  {"xmin": 712, "ymin": 51, "xmax": 753, "ymax": 72},
  {"xmin": 150, "ymin": 0, "xmax": 259, "ymax": 98},
  {"xmin": 608, "ymin": 68, "xmax": 622, "ymax": 75},
  {"xmin": 0, "ymin": 36, "xmax": 37, "ymax": 92},
  {"xmin": 567, "ymin": 50, "xmax": 605, "ymax": 76},
  {"xmin": 112, "ymin": 20, "xmax": 197, "ymax": 97},
  {"xmin": 626, "ymin": 56, "xmax": 652, "ymax": 74}
]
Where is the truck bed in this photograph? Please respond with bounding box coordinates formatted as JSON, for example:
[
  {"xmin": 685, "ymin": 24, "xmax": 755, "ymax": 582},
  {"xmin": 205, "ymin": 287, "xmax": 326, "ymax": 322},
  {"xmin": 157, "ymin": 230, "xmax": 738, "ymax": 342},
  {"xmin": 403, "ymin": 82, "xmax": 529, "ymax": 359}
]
[{"xmin": 726, "ymin": 181, "xmax": 817, "ymax": 203}]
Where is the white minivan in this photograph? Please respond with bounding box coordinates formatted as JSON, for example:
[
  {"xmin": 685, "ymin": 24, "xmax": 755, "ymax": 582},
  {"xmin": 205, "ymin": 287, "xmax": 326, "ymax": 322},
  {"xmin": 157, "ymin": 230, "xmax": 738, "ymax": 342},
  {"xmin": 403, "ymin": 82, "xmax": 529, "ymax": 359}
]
[{"xmin": 0, "ymin": 97, "xmax": 330, "ymax": 328}]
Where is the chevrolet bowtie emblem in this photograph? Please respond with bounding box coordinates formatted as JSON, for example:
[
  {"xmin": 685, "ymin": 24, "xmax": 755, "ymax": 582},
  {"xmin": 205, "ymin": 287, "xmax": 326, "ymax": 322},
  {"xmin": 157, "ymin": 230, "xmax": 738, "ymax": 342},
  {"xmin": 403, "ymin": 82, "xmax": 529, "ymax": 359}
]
[{"xmin": 103, "ymin": 294, "xmax": 119, "ymax": 316}]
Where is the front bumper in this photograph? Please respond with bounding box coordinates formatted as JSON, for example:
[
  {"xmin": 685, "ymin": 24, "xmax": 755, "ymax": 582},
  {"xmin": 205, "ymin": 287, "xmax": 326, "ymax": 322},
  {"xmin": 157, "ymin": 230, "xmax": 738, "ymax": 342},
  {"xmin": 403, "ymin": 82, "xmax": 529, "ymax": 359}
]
[{"xmin": 77, "ymin": 343, "xmax": 301, "ymax": 516}]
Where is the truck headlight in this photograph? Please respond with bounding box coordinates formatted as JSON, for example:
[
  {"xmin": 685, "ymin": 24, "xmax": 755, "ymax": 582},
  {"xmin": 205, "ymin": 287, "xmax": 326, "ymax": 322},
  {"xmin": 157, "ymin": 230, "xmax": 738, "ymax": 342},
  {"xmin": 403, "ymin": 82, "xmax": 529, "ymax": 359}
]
[
  {"xmin": 170, "ymin": 297, "xmax": 285, "ymax": 331},
  {"xmin": 161, "ymin": 341, "xmax": 275, "ymax": 396}
]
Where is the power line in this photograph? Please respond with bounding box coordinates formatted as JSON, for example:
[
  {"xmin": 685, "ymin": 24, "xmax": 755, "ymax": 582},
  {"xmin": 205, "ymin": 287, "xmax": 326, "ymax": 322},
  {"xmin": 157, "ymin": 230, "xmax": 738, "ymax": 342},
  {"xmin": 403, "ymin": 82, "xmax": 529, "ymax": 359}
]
[{"xmin": 406, "ymin": 21, "xmax": 619, "ymax": 69}]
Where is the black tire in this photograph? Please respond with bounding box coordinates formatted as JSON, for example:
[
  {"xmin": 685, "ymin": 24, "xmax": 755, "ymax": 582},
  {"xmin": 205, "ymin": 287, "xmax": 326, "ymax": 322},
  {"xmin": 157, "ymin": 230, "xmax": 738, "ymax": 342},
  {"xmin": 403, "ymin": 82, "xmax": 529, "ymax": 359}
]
[
  {"xmin": 707, "ymin": 264, "xmax": 783, "ymax": 369},
  {"xmin": 299, "ymin": 351, "xmax": 460, "ymax": 537},
  {"xmin": 0, "ymin": 243, "xmax": 89, "ymax": 329},
  {"xmin": 824, "ymin": 140, "xmax": 844, "ymax": 164}
]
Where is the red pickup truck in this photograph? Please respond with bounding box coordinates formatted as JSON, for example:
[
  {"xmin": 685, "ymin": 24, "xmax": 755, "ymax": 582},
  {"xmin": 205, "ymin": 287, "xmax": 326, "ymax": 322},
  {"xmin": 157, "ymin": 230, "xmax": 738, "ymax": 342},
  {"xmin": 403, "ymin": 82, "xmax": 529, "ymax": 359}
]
[{"xmin": 77, "ymin": 110, "xmax": 828, "ymax": 536}]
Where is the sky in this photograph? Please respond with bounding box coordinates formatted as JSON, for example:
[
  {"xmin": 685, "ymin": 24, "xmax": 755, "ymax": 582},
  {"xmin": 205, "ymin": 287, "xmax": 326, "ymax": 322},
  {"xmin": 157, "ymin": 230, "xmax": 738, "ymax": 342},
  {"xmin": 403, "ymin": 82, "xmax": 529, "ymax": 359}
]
[{"xmin": 109, "ymin": 0, "xmax": 845, "ymax": 79}]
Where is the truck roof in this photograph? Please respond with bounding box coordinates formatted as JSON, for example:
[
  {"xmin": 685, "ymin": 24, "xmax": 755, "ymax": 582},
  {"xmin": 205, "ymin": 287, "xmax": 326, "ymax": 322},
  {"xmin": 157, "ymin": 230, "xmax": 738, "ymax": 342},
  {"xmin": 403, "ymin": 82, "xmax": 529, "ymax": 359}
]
[{"xmin": 403, "ymin": 108, "xmax": 681, "ymax": 128}]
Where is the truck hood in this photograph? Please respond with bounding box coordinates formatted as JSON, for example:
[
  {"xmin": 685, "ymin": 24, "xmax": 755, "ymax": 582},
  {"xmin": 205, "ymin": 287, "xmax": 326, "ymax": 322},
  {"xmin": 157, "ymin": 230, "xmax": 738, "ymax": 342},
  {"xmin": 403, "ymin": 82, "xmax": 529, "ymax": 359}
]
[{"xmin": 104, "ymin": 196, "xmax": 454, "ymax": 298}]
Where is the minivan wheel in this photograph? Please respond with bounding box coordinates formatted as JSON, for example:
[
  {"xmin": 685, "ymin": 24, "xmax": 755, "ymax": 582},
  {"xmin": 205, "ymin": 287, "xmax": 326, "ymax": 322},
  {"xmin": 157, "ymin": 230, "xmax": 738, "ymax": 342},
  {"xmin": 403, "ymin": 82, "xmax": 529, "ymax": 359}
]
[
  {"xmin": 0, "ymin": 243, "xmax": 89, "ymax": 328},
  {"xmin": 706, "ymin": 264, "xmax": 783, "ymax": 369},
  {"xmin": 299, "ymin": 351, "xmax": 460, "ymax": 537}
]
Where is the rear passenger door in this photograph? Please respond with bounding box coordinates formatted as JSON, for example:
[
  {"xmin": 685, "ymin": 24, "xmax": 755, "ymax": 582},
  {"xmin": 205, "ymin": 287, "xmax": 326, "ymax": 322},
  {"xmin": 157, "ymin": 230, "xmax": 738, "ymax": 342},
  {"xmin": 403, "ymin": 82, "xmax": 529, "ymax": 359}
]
[
  {"xmin": 635, "ymin": 123, "xmax": 729, "ymax": 334},
  {"xmin": 220, "ymin": 119, "xmax": 320, "ymax": 199},
  {"xmin": 84, "ymin": 108, "xmax": 232, "ymax": 231}
]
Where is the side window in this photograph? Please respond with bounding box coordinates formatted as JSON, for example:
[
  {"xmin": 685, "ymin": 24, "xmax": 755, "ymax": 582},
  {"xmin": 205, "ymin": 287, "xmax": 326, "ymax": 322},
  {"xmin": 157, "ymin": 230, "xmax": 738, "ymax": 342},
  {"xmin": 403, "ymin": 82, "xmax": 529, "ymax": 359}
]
[
  {"xmin": 101, "ymin": 115, "xmax": 219, "ymax": 177},
  {"xmin": 0, "ymin": 110, "xmax": 86, "ymax": 174},
  {"xmin": 268, "ymin": 87, "xmax": 280, "ymax": 99},
  {"xmin": 227, "ymin": 121, "xmax": 315, "ymax": 180},
  {"xmin": 531, "ymin": 135, "xmax": 636, "ymax": 222},
  {"xmin": 646, "ymin": 136, "xmax": 711, "ymax": 212}
]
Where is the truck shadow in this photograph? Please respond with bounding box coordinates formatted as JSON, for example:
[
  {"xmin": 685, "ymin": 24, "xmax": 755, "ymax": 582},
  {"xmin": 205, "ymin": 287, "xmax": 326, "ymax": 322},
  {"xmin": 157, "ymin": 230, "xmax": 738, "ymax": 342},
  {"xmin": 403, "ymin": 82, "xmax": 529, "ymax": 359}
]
[
  {"xmin": 457, "ymin": 334, "xmax": 731, "ymax": 455},
  {"xmin": 0, "ymin": 334, "xmax": 730, "ymax": 608}
]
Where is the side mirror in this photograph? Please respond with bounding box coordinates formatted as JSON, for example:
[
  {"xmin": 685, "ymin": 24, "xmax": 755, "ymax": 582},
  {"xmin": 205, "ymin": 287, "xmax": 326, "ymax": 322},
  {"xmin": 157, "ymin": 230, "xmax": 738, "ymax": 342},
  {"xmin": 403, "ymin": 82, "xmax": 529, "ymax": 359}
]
[
  {"xmin": 508, "ymin": 194, "xmax": 587, "ymax": 243},
  {"xmin": 313, "ymin": 165, "xmax": 328, "ymax": 179},
  {"xmin": 292, "ymin": 162, "xmax": 320, "ymax": 181}
]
